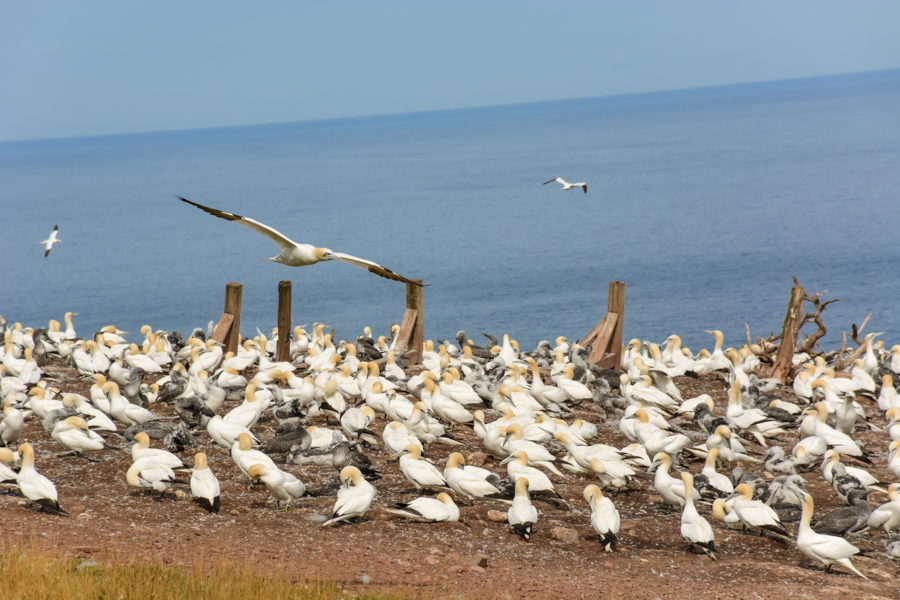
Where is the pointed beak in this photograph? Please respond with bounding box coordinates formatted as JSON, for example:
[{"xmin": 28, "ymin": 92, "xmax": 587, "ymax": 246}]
[{"xmin": 499, "ymin": 455, "xmax": 515, "ymax": 466}]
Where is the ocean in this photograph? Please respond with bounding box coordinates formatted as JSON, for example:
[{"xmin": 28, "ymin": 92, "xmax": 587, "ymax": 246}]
[{"xmin": 2, "ymin": 69, "xmax": 899, "ymax": 353}]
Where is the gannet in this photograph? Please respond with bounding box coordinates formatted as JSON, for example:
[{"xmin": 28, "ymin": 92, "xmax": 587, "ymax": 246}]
[
  {"xmin": 382, "ymin": 421, "xmax": 423, "ymax": 455},
  {"xmin": 443, "ymin": 452, "xmax": 504, "ymax": 501},
  {"xmin": 501, "ymin": 450, "xmax": 561, "ymax": 499},
  {"xmin": 190, "ymin": 452, "xmax": 220, "ymax": 513},
  {"xmin": 508, "ymin": 477, "xmax": 538, "ymax": 540},
  {"xmin": 40, "ymin": 225, "xmax": 60, "ymax": 257},
  {"xmin": 695, "ymin": 448, "xmax": 734, "ymax": 497},
  {"xmin": 730, "ymin": 482, "xmax": 788, "ymax": 537},
  {"xmin": 543, "ymin": 177, "xmax": 586, "ymax": 193},
  {"xmin": 51, "ymin": 416, "xmax": 106, "ymax": 457},
  {"xmin": 704, "ymin": 330, "xmax": 730, "ymax": 371},
  {"xmin": 341, "ymin": 405, "xmax": 377, "ymax": 443},
  {"xmin": 795, "ymin": 491, "xmax": 867, "ymax": 578},
  {"xmin": 323, "ymin": 466, "xmax": 376, "ymax": 526},
  {"xmin": 503, "ymin": 424, "xmax": 563, "ymax": 476},
  {"xmin": 132, "ymin": 432, "xmax": 183, "ymax": 469},
  {"xmin": 405, "ymin": 402, "xmax": 461, "ymax": 448},
  {"xmin": 0, "ymin": 448, "xmax": 18, "ymax": 484},
  {"xmin": 680, "ymin": 472, "xmax": 716, "ymax": 559},
  {"xmin": 206, "ymin": 415, "xmax": 258, "ymax": 449},
  {"xmin": 248, "ymin": 463, "xmax": 306, "ymax": 510},
  {"xmin": 583, "ymin": 484, "xmax": 618, "ymax": 550},
  {"xmin": 104, "ymin": 382, "xmax": 157, "ymax": 426},
  {"xmin": 222, "ymin": 382, "xmax": 266, "ymax": 429},
  {"xmin": 127, "ymin": 456, "xmax": 176, "ymax": 499},
  {"xmin": 385, "ymin": 492, "xmax": 459, "ymax": 522},
  {"xmin": 1, "ymin": 399, "xmax": 25, "ymax": 446},
  {"xmin": 396, "ymin": 444, "xmax": 447, "ymax": 492},
  {"xmin": 865, "ymin": 483, "xmax": 900, "ymax": 534},
  {"xmin": 648, "ymin": 452, "xmax": 699, "ymax": 508},
  {"xmin": 179, "ymin": 197, "xmax": 423, "ymax": 285},
  {"xmin": 16, "ymin": 443, "xmax": 65, "ymax": 513},
  {"xmin": 232, "ymin": 433, "xmax": 278, "ymax": 479}
]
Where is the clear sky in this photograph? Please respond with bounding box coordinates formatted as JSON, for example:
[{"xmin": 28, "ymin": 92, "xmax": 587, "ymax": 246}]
[{"xmin": 1, "ymin": 1, "xmax": 899, "ymax": 142}]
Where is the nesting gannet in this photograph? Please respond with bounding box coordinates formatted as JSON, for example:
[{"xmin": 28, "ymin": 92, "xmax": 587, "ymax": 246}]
[
  {"xmin": 396, "ymin": 444, "xmax": 447, "ymax": 491},
  {"xmin": 795, "ymin": 492, "xmax": 867, "ymax": 578},
  {"xmin": 248, "ymin": 463, "xmax": 306, "ymax": 510},
  {"xmin": 865, "ymin": 483, "xmax": 900, "ymax": 534},
  {"xmin": 16, "ymin": 443, "xmax": 65, "ymax": 513},
  {"xmin": 443, "ymin": 452, "xmax": 505, "ymax": 501},
  {"xmin": 679, "ymin": 472, "xmax": 716, "ymax": 558},
  {"xmin": 648, "ymin": 452, "xmax": 699, "ymax": 508},
  {"xmin": 385, "ymin": 492, "xmax": 459, "ymax": 522},
  {"xmin": 206, "ymin": 415, "xmax": 258, "ymax": 449},
  {"xmin": 323, "ymin": 466, "xmax": 376, "ymax": 526},
  {"xmin": 132, "ymin": 432, "xmax": 184, "ymax": 469},
  {"xmin": 406, "ymin": 402, "xmax": 461, "ymax": 448},
  {"xmin": 508, "ymin": 477, "xmax": 538, "ymax": 540},
  {"xmin": 179, "ymin": 197, "xmax": 423, "ymax": 285},
  {"xmin": 232, "ymin": 433, "xmax": 277, "ymax": 479},
  {"xmin": 127, "ymin": 456, "xmax": 176, "ymax": 499},
  {"xmin": 695, "ymin": 448, "xmax": 734, "ymax": 497},
  {"xmin": 500, "ymin": 450, "xmax": 561, "ymax": 499},
  {"xmin": 1, "ymin": 399, "xmax": 25, "ymax": 446},
  {"xmin": 104, "ymin": 382, "xmax": 157, "ymax": 426},
  {"xmin": 543, "ymin": 177, "xmax": 586, "ymax": 193},
  {"xmin": 40, "ymin": 225, "xmax": 60, "ymax": 257},
  {"xmin": 51, "ymin": 416, "xmax": 106, "ymax": 458},
  {"xmin": 190, "ymin": 452, "xmax": 220, "ymax": 513},
  {"xmin": 730, "ymin": 482, "xmax": 788, "ymax": 537},
  {"xmin": 584, "ymin": 484, "xmax": 619, "ymax": 551}
]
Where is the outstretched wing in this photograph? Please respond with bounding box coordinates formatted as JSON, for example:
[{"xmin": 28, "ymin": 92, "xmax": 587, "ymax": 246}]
[
  {"xmin": 333, "ymin": 252, "xmax": 424, "ymax": 286},
  {"xmin": 582, "ymin": 185, "xmax": 587, "ymax": 194},
  {"xmin": 543, "ymin": 178, "xmax": 559, "ymax": 185},
  {"xmin": 178, "ymin": 196, "xmax": 299, "ymax": 252}
]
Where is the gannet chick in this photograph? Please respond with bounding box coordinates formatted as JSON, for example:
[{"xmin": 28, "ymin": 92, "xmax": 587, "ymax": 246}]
[
  {"xmin": 16, "ymin": 443, "xmax": 66, "ymax": 514},
  {"xmin": 584, "ymin": 484, "xmax": 619, "ymax": 551},
  {"xmin": 730, "ymin": 483, "xmax": 788, "ymax": 537},
  {"xmin": 323, "ymin": 466, "xmax": 376, "ymax": 526},
  {"xmin": 51, "ymin": 416, "xmax": 106, "ymax": 458},
  {"xmin": 795, "ymin": 492, "xmax": 867, "ymax": 578},
  {"xmin": 189, "ymin": 452, "xmax": 220, "ymax": 513},
  {"xmin": 508, "ymin": 477, "xmax": 538, "ymax": 541},
  {"xmin": 385, "ymin": 492, "xmax": 459, "ymax": 523},
  {"xmin": 248, "ymin": 463, "xmax": 306, "ymax": 510},
  {"xmin": 680, "ymin": 472, "xmax": 716, "ymax": 559}
]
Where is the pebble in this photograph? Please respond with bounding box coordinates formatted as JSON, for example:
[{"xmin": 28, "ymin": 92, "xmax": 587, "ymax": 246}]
[
  {"xmin": 550, "ymin": 527, "xmax": 579, "ymax": 543},
  {"xmin": 466, "ymin": 452, "xmax": 487, "ymax": 467},
  {"xmin": 487, "ymin": 510, "xmax": 507, "ymax": 522}
]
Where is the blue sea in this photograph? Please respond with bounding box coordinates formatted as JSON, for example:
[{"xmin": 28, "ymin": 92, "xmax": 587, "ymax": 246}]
[{"xmin": 2, "ymin": 70, "xmax": 899, "ymax": 353}]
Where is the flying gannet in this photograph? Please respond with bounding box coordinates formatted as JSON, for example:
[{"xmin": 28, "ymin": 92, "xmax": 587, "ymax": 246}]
[
  {"xmin": 179, "ymin": 197, "xmax": 423, "ymax": 285},
  {"xmin": 41, "ymin": 225, "xmax": 60, "ymax": 257},
  {"xmin": 543, "ymin": 178, "xmax": 587, "ymax": 193}
]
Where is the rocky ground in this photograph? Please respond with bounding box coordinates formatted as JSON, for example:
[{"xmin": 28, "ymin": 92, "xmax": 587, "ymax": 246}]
[{"xmin": 2, "ymin": 357, "xmax": 899, "ymax": 600}]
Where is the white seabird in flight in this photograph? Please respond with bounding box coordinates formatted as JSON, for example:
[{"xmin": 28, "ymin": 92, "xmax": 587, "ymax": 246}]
[
  {"xmin": 543, "ymin": 178, "xmax": 587, "ymax": 193},
  {"xmin": 178, "ymin": 197, "xmax": 423, "ymax": 285},
  {"xmin": 41, "ymin": 225, "xmax": 60, "ymax": 257}
]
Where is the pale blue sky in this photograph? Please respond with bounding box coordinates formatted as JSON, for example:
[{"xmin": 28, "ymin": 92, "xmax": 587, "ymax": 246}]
[{"xmin": 1, "ymin": 1, "xmax": 899, "ymax": 142}]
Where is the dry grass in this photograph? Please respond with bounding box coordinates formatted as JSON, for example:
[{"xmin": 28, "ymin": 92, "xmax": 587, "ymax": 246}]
[{"xmin": 0, "ymin": 538, "xmax": 424, "ymax": 600}]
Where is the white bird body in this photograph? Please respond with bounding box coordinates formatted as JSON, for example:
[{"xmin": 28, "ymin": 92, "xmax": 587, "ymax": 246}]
[
  {"xmin": 231, "ymin": 433, "xmax": 278, "ymax": 479},
  {"xmin": 649, "ymin": 452, "xmax": 698, "ymax": 507},
  {"xmin": 326, "ymin": 466, "xmax": 376, "ymax": 525},
  {"xmin": 866, "ymin": 484, "xmax": 900, "ymax": 533},
  {"xmin": 796, "ymin": 492, "xmax": 867, "ymax": 578},
  {"xmin": 40, "ymin": 225, "xmax": 61, "ymax": 257},
  {"xmin": 104, "ymin": 382, "xmax": 157, "ymax": 426},
  {"xmin": 16, "ymin": 444, "xmax": 63, "ymax": 511},
  {"xmin": 249, "ymin": 463, "xmax": 306, "ymax": 509},
  {"xmin": 585, "ymin": 485, "xmax": 619, "ymax": 551},
  {"xmin": 127, "ymin": 456, "xmax": 176, "ymax": 494},
  {"xmin": 190, "ymin": 452, "xmax": 221, "ymax": 513},
  {"xmin": 543, "ymin": 177, "xmax": 586, "ymax": 193},
  {"xmin": 444, "ymin": 453, "xmax": 503, "ymax": 500},
  {"xmin": 180, "ymin": 197, "xmax": 422, "ymax": 285},
  {"xmin": 502, "ymin": 451, "xmax": 557, "ymax": 495},
  {"xmin": 131, "ymin": 432, "xmax": 183, "ymax": 469},
  {"xmin": 508, "ymin": 477, "xmax": 539, "ymax": 540},
  {"xmin": 385, "ymin": 493, "xmax": 459, "ymax": 522},
  {"xmin": 731, "ymin": 483, "xmax": 787, "ymax": 536},
  {"xmin": 397, "ymin": 444, "xmax": 446, "ymax": 490},
  {"xmin": 52, "ymin": 417, "xmax": 105, "ymax": 454},
  {"xmin": 206, "ymin": 415, "xmax": 258, "ymax": 449},
  {"xmin": 680, "ymin": 472, "xmax": 715, "ymax": 558},
  {"xmin": 382, "ymin": 422, "xmax": 423, "ymax": 456}
]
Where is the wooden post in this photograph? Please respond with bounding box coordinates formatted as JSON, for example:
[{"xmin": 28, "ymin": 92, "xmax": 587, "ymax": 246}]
[
  {"xmin": 223, "ymin": 282, "xmax": 242, "ymax": 354},
  {"xmin": 276, "ymin": 280, "xmax": 292, "ymax": 363},
  {"xmin": 598, "ymin": 281, "xmax": 626, "ymax": 370},
  {"xmin": 406, "ymin": 279, "xmax": 424, "ymax": 364},
  {"xmin": 772, "ymin": 284, "xmax": 806, "ymax": 383}
]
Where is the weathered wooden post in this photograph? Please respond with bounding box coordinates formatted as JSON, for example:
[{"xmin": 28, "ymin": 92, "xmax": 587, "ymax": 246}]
[
  {"xmin": 582, "ymin": 281, "xmax": 626, "ymax": 369},
  {"xmin": 392, "ymin": 279, "xmax": 424, "ymax": 364},
  {"xmin": 211, "ymin": 282, "xmax": 242, "ymax": 354},
  {"xmin": 771, "ymin": 283, "xmax": 806, "ymax": 383},
  {"xmin": 276, "ymin": 280, "xmax": 292, "ymax": 362}
]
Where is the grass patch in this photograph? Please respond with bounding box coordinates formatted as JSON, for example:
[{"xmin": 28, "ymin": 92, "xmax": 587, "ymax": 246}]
[{"xmin": 0, "ymin": 539, "xmax": 423, "ymax": 600}]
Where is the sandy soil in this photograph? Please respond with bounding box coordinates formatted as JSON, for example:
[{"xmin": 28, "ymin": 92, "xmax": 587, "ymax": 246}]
[{"xmin": 2, "ymin": 358, "xmax": 899, "ymax": 600}]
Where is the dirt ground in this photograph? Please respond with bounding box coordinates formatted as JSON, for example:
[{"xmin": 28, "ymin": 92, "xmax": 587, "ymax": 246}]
[{"xmin": 2, "ymin": 357, "xmax": 899, "ymax": 600}]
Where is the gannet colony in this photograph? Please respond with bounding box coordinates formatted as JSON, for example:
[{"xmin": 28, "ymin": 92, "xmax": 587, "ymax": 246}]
[{"xmin": 2, "ymin": 310, "xmax": 899, "ymax": 590}]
